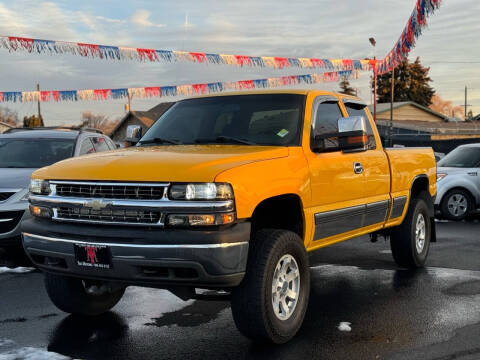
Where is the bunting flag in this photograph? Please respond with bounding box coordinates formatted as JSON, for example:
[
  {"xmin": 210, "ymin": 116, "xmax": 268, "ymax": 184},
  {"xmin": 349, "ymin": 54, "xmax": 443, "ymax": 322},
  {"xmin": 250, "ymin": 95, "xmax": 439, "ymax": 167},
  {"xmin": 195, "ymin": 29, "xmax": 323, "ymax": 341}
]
[
  {"xmin": 0, "ymin": 70, "xmax": 359, "ymax": 103},
  {"xmin": 377, "ymin": 0, "xmax": 442, "ymax": 74},
  {"xmin": 0, "ymin": 35, "xmax": 371, "ymax": 71}
]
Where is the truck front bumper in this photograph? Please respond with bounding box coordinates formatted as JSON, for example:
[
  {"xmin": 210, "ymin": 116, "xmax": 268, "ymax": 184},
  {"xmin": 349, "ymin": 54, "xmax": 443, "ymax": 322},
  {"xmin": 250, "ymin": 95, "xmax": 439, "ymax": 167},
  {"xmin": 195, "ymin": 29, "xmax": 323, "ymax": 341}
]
[{"xmin": 21, "ymin": 218, "xmax": 250, "ymax": 288}]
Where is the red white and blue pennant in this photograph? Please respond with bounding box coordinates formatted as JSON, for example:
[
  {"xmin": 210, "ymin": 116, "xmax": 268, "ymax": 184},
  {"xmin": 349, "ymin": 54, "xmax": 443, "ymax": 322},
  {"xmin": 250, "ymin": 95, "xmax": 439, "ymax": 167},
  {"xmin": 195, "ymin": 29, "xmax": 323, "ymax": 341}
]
[
  {"xmin": 0, "ymin": 36, "xmax": 371, "ymax": 71},
  {"xmin": 0, "ymin": 70, "xmax": 359, "ymax": 103},
  {"xmin": 377, "ymin": 0, "xmax": 442, "ymax": 74}
]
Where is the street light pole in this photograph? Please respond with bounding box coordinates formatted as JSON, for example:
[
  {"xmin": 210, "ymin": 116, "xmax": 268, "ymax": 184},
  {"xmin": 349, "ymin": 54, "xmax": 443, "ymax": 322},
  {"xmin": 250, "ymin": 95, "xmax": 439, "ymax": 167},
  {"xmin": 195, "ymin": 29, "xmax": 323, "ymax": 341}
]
[
  {"xmin": 369, "ymin": 38, "xmax": 377, "ymax": 123},
  {"xmin": 389, "ymin": 67, "xmax": 395, "ymax": 147}
]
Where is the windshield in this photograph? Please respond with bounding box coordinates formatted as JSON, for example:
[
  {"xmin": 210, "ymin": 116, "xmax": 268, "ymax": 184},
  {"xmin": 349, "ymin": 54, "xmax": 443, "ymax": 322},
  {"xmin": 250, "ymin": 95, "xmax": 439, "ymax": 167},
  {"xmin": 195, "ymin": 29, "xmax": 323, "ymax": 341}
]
[
  {"xmin": 138, "ymin": 94, "xmax": 306, "ymax": 146},
  {"xmin": 438, "ymin": 147, "xmax": 480, "ymax": 168},
  {"xmin": 0, "ymin": 138, "xmax": 75, "ymax": 168}
]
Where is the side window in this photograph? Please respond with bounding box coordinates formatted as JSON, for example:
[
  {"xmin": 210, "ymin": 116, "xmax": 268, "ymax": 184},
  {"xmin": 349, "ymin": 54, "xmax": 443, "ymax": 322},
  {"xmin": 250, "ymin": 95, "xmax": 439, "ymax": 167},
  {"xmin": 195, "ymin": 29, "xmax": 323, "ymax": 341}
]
[
  {"xmin": 79, "ymin": 138, "xmax": 95, "ymax": 155},
  {"xmin": 344, "ymin": 103, "xmax": 377, "ymax": 149},
  {"xmin": 311, "ymin": 100, "xmax": 343, "ymax": 150},
  {"xmin": 91, "ymin": 137, "xmax": 110, "ymax": 152}
]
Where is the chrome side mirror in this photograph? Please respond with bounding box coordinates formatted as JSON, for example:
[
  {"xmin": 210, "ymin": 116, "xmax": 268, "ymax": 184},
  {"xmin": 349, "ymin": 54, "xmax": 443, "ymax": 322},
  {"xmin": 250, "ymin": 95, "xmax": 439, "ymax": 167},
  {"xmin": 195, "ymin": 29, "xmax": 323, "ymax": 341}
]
[
  {"xmin": 338, "ymin": 116, "xmax": 368, "ymax": 133},
  {"xmin": 125, "ymin": 125, "xmax": 142, "ymax": 145},
  {"xmin": 311, "ymin": 116, "xmax": 368, "ymax": 153}
]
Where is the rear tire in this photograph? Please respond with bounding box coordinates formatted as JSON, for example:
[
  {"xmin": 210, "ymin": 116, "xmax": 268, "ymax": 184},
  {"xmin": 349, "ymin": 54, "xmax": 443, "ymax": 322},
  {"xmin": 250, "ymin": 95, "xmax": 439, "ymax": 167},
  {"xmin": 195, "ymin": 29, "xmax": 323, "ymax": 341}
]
[
  {"xmin": 231, "ymin": 229, "xmax": 310, "ymax": 344},
  {"xmin": 390, "ymin": 194, "xmax": 431, "ymax": 269},
  {"xmin": 44, "ymin": 273, "xmax": 125, "ymax": 316},
  {"xmin": 440, "ymin": 189, "xmax": 473, "ymax": 221}
]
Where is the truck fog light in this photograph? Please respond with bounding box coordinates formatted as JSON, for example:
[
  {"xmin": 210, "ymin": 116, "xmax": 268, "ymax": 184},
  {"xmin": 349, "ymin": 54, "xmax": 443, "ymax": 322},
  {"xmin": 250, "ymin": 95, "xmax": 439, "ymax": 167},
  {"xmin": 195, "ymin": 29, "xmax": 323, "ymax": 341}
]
[
  {"xmin": 167, "ymin": 212, "xmax": 236, "ymax": 226},
  {"xmin": 29, "ymin": 205, "xmax": 52, "ymax": 218}
]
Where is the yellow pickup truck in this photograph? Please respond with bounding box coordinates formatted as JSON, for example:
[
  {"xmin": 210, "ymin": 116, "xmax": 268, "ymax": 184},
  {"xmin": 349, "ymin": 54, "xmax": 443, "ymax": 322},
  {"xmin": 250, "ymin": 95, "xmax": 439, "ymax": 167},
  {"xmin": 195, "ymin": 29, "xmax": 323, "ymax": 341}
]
[{"xmin": 23, "ymin": 90, "xmax": 436, "ymax": 343}]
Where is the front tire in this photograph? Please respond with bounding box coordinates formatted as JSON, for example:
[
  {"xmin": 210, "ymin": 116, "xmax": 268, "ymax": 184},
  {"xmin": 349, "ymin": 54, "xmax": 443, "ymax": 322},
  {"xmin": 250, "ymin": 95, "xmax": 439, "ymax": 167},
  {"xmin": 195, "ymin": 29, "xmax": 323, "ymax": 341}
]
[
  {"xmin": 44, "ymin": 273, "xmax": 125, "ymax": 316},
  {"xmin": 440, "ymin": 189, "xmax": 473, "ymax": 221},
  {"xmin": 390, "ymin": 194, "xmax": 431, "ymax": 269},
  {"xmin": 231, "ymin": 229, "xmax": 310, "ymax": 344}
]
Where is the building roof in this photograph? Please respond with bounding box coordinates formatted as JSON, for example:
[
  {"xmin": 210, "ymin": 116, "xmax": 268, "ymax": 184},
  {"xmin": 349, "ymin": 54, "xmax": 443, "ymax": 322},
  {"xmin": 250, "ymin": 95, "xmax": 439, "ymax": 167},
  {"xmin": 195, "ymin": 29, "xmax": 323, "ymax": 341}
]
[
  {"xmin": 368, "ymin": 101, "xmax": 449, "ymax": 121},
  {"xmin": 473, "ymin": 114, "xmax": 480, "ymax": 122},
  {"xmin": 109, "ymin": 102, "xmax": 175, "ymax": 136}
]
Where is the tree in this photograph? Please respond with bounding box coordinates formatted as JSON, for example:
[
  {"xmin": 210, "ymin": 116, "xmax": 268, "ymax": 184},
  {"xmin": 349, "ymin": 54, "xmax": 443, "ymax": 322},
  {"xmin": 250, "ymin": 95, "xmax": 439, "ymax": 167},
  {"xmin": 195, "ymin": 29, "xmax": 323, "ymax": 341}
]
[
  {"xmin": 80, "ymin": 111, "xmax": 117, "ymax": 134},
  {"xmin": 430, "ymin": 95, "xmax": 464, "ymax": 119},
  {"xmin": 467, "ymin": 110, "xmax": 474, "ymax": 122},
  {"xmin": 0, "ymin": 106, "xmax": 19, "ymax": 126},
  {"xmin": 339, "ymin": 76, "xmax": 356, "ymax": 96},
  {"xmin": 23, "ymin": 114, "xmax": 44, "ymax": 128},
  {"xmin": 376, "ymin": 57, "xmax": 435, "ymax": 107}
]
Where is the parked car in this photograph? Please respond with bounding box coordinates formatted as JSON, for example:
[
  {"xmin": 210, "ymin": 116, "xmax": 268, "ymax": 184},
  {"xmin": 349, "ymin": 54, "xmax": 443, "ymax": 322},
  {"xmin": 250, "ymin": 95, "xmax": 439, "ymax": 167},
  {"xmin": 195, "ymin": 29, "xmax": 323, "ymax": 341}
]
[
  {"xmin": 435, "ymin": 143, "xmax": 480, "ymax": 220},
  {"xmin": 0, "ymin": 127, "xmax": 116, "ymax": 263},
  {"xmin": 22, "ymin": 91, "xmax": 436, "ymax": 344}
]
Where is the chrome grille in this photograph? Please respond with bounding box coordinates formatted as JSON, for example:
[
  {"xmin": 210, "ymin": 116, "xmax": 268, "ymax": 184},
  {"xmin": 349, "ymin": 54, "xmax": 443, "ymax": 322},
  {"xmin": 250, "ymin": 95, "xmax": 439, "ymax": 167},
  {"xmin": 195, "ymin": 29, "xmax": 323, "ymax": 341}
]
[
  {"xmin": 0, "ymin": 192, "xmax": 15, "ymax": 202},
  {"xmin": 55, "ymin": 183, "xmax": 166, "ymax": 200},
  {"xmin": 56, "ymin": 207, "xmax": 162, "ymax": 225}
]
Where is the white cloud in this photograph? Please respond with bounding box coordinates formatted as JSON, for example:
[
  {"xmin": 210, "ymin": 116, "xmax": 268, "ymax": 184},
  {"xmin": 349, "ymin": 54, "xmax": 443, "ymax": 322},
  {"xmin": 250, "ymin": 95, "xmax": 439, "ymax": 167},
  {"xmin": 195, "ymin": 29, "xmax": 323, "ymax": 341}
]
[{"xmin": 131, "ymin": 10, "xmax": 165, "ymax": 28}]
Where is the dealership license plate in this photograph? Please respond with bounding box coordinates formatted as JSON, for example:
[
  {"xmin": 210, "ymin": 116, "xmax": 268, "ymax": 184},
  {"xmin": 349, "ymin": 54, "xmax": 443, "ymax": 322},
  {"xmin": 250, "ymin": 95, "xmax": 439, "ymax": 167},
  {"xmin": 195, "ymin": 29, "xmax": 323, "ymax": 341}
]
[{"xmin": 74, "ymin": 244, "xmax": 112, "ymax": 269}]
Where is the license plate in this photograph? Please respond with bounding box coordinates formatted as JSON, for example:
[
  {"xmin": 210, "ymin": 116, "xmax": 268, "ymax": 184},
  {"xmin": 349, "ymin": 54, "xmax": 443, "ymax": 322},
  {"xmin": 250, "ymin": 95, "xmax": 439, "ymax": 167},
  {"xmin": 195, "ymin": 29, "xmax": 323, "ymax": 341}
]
[{"xmin": 74, "ymin": 244, "xmax": 112, "ymax": 269}]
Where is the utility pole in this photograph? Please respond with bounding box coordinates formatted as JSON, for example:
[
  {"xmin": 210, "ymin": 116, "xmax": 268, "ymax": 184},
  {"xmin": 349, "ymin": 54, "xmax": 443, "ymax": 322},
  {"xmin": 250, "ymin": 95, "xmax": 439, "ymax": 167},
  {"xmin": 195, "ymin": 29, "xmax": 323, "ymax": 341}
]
[
  {"xmin": 37, "ymin": 83, "xmax": 44, "ymax": 127},
  {"xmin": 389, "ymin": 68, "xmax": 395, "ymax": 147},
  {"xmin": 465, "ymin": 86, "xmax": 468, "ymax": 121}
]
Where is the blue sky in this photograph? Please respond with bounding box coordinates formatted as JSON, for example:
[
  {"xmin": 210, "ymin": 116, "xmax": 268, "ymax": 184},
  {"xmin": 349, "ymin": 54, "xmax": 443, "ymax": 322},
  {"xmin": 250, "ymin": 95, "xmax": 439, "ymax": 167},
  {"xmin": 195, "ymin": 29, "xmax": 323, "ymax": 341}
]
[{"xmin": 0, "ymin": 0, "xmax": 479, "ymax": 126}]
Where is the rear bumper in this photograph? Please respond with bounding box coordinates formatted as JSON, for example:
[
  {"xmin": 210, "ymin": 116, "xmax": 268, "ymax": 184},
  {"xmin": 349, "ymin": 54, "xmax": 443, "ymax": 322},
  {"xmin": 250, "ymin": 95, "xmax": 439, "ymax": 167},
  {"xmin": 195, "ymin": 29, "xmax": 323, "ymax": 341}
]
[{"xmin": 21, "ymin": 218, "xmax": 250, "ymax": 288}]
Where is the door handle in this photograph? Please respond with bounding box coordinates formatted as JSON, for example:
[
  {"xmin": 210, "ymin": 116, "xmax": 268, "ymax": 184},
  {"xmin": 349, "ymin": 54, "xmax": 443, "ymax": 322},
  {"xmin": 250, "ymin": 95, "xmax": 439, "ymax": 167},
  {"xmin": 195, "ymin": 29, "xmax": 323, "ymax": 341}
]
[{"xmin": 353, "ymin": 162, "xmax": 363, "ymax": 174}]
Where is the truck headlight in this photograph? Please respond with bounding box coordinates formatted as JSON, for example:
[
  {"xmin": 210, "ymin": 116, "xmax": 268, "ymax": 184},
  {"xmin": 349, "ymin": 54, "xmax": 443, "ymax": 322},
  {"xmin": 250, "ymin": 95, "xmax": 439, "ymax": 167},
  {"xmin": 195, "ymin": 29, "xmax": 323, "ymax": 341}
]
[
  {"xmin": 169, "ymin": 183, "xmax": 234, "ymax": 200},
  {"xmin": 29, "ymin": 179, "xmax": 51, "ymax": 195},
  {"xmin": 436, "ymin": 173, "xmax": 447, "ymax": 182}
]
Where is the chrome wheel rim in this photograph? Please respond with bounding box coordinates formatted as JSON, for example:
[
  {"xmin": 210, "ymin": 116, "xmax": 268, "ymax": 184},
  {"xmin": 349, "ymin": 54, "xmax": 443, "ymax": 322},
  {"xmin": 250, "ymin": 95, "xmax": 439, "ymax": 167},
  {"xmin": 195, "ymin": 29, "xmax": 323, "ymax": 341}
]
[
  {"xmin": 272, "ymin": 254, "xmax": 300, "ymax": 321},
  {"xmin": 415, "ymin": 213, "xmax": 426, "ymax": 254},
  {"xmin": 447, "ymin": 194, "xmax": 468, "ymax": 217}
]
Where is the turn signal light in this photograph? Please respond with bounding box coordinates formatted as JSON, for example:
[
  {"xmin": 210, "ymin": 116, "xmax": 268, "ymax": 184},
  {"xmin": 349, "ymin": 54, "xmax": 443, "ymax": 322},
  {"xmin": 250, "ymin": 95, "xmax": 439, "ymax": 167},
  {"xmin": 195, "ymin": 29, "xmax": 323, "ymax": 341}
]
[
  {"xmin": 29, "ymin": 205, "xmax": 52, "ymax": 218},
  {"xmin": 167, "ymin": 212, "xmax": 235, "ymax": 227}
]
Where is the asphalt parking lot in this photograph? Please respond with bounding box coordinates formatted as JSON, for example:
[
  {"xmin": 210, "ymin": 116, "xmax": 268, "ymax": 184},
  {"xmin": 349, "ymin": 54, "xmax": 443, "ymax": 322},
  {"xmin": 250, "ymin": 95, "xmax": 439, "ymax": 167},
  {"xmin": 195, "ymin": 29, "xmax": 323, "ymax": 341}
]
[{"xmin": 0, "ymin": 220, "xmax": 479, "ymax": 360}]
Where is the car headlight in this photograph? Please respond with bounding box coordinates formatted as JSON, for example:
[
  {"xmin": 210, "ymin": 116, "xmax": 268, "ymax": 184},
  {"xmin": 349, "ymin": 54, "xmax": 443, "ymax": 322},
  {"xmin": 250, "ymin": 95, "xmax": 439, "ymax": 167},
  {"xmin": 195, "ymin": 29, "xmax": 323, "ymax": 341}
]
[
  {"xmin": 29, "ymin": 179, "xmax": 51, "ymax": 195},
  {"xmin": 436, "ymin": 173, "xmax": 447, "ymax": 182},
  {"xmin": 168, "ymin": 183, "xmax": 234, "ymax": 200}
]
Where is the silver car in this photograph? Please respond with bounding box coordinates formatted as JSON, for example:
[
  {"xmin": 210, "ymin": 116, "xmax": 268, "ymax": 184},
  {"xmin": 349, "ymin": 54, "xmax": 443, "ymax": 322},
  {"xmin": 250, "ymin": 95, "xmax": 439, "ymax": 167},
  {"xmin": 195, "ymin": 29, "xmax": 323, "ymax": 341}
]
[
  {"xmin": 435, "ymin": 143, "xmax": 480, "ymax": 220},
  {"xmin": 0, "ymin": 127, "xmax": 117, "ymax": 256}
]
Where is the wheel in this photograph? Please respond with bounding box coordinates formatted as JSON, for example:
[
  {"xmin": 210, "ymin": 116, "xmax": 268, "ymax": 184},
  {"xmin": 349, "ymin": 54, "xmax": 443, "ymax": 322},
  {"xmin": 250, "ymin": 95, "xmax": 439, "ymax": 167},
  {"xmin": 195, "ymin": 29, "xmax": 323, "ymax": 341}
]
[
  {"xmin": 231, "ymin": 229, "xmax": 310, "ymax": 344},
  {"xmin": 440, "ymin": 189, "xmax": 473, "ymax": 221},
  {"xmin": 44, "ymin": 273, "xmax": 125, "ymax": 316},
  {"xmin": 390, "ymin": 194, "xmax": 431, "ymax": 269}
]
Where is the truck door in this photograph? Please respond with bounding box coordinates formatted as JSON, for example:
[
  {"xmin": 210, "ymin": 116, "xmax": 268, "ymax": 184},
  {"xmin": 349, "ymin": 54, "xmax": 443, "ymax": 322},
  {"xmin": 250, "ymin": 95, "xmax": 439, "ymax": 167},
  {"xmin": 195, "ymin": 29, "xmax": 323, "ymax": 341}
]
[
  {"xmin": 305, "ymin": 96, "xmax": 367, "ymax": 244},
  {"xmin": 342, "ymin": 99, "xmax": 390, "ymax": 230}
]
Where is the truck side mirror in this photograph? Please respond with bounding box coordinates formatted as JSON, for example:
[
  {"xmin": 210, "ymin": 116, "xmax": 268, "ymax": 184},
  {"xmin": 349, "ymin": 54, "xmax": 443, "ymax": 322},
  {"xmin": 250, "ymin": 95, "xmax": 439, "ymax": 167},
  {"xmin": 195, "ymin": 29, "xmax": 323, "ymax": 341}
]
[
  {"xmin": 125, "ymin": 125, "xmax": 142, "ymax": 146},
  {"xmin": 311, "ymin": 116, "xmax": 368, "ymax": 153},
  {"xmin": 337, "ymin": 116, "xmax": 368, "ymax": 152}
]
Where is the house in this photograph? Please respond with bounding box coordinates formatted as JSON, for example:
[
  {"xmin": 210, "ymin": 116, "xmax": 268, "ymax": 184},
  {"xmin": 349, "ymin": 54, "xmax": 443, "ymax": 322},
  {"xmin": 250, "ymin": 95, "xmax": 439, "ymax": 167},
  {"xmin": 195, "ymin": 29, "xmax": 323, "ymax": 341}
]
[
  {"xmin": 473, "ymin": 114, "xmax": 480, "ymax": 122},
  {"xmin": 109, "ymin": 102, "xmax": 175, "ymax": 142},
  {"xmin": 0, "ymin": 121, "xmax": 13, "ymax": 133},
  {"xmin": 369, "ymin": 101, "xmax": 480, "ymax": 137},
  {"xmin": 368, "ymin": 101, "xmax": 480, "ymax": 153}
]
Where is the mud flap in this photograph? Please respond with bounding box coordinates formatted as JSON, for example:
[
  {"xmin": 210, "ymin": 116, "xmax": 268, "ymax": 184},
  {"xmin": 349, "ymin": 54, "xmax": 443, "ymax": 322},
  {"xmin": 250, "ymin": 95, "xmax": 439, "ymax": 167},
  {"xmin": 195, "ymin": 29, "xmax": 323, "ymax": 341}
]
[{"xmin": 430, "ymin": 217, "xmax": 437, "ymax": 242}]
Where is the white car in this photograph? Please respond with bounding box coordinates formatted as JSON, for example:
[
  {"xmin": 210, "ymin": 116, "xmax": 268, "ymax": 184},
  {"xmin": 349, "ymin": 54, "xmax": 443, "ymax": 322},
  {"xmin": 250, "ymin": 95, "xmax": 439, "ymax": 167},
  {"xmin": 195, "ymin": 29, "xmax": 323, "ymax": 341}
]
[{"xmin": 435, "ymin": 143, "xmax": 480, "ymax": 220}]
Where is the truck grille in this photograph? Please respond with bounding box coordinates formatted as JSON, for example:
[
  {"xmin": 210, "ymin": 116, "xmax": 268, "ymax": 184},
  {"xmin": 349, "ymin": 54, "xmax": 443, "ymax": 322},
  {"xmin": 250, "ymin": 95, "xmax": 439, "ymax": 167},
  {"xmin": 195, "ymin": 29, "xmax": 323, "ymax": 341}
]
[
  {"xmin": 0, "ymin": 192, "xmax": 15, "ymax": 202},
  {"xmin": 0, "ymin": 210, "xmax": 24, "ymax": 234},
  {"xmin": 55, "ymin": 183, "xmax": 166, "ymax": 200},
  {"xmin": 56, "ymin": 207, "xmax": 162, "ymax": 225}
]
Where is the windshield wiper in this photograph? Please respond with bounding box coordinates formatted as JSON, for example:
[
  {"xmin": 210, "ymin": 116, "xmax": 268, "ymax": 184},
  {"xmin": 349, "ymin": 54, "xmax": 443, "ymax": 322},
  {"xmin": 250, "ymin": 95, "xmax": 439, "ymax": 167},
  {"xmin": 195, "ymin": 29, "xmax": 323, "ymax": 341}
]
[
  {"xmin": 195, "ymin": 136, "xmax": 255, "ymax": 145},
  {"xmin": 138, "ymin": 137, "xmax": 181, "ymax": 145}
]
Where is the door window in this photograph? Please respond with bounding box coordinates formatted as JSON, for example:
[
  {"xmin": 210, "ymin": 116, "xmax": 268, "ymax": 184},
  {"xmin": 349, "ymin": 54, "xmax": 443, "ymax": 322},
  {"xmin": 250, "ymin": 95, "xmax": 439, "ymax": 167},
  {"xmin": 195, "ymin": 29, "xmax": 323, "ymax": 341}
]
[
  {"xmin": 79, "ymin": 138, "xmax": 95, "ymax": 155},
  {"xmin": 311, "ymin": 100, "xmax": 343, "ymax": 150},
  {"xmin": 344, "ymin": 102, "xmax": 377, "ymax": 149}
]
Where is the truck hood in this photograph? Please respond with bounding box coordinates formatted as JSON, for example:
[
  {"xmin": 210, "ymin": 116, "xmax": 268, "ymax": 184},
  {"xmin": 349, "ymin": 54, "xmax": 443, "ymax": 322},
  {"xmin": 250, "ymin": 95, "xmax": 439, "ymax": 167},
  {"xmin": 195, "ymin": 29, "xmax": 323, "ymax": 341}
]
[
  {"xmin": 33, "ymin": 145, "xmax": 289, "ymax": 182},
  {"xmin": 0, "ymin": 168, "xmax": 36, "ymax": 190}
]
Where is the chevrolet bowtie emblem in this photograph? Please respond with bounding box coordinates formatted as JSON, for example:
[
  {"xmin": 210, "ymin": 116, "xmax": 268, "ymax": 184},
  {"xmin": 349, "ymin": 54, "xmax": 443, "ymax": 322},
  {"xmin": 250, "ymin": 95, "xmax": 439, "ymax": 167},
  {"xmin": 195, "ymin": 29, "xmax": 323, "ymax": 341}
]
[{"xmin": 84, "ymin": 199, "xmax": 110, "ymax": 211}]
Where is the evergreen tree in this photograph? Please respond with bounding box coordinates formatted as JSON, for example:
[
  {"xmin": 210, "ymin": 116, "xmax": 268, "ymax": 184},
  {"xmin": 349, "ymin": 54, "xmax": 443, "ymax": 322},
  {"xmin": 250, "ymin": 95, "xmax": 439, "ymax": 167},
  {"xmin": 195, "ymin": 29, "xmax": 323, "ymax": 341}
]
[
  {"xmin": 339, "ymin": 76, "xmax": 356, "ymax": 96},
  {"xmin": 375, "ymin": 57, "xmax": 435, "ymax": 107}
]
